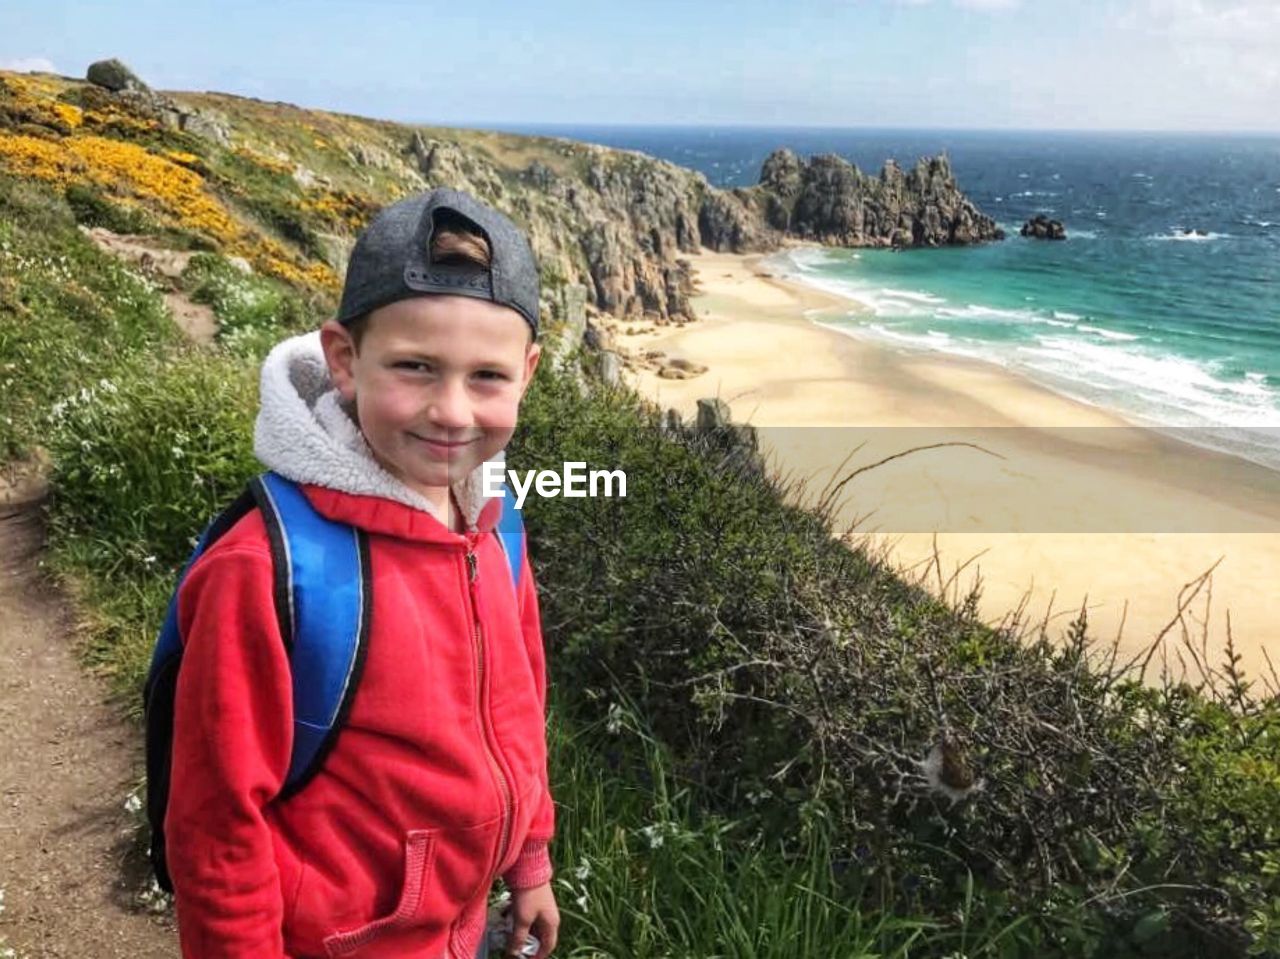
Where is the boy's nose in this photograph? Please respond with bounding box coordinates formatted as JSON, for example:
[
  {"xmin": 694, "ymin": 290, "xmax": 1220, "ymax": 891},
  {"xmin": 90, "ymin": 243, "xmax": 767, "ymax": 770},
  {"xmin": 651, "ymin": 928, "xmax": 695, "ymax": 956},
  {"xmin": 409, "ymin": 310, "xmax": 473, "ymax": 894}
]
[{"xmin": 426, "ymin": 378, "xmax": 472, "ymax": 430}]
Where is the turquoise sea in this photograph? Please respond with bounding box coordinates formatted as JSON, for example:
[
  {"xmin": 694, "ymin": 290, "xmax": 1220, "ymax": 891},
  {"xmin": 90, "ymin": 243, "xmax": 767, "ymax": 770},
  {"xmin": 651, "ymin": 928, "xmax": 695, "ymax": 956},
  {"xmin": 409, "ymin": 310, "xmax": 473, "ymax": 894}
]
[{"xmin": 497, "ymin": 125, "xmax": 1280, "ymax": 470}]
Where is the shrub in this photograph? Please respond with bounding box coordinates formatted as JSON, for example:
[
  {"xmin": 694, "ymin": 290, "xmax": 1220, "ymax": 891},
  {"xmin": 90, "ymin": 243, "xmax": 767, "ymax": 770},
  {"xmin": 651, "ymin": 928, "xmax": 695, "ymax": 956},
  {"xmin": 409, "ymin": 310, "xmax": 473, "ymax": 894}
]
[
  {"xmin": 42, "ymin": 347, "xmax": 260, "ymax": 697},
  {"xmin": 64, "ymin": 182, "xmax": 156, "ymax": 233},
  {"xmin": 0, "ymin": 175, "xmax": 177, "ymax": 458},
  {"xmin": 509, "ymin": 362, "xmax": 1275, "ymax": 956},
  {"xmin": 45, "ymin": 347, "xmax": 259, "ymax": 576},
  {"xmin": 181, "ymin": 252, "xmax": 314, "ymax": 357}
]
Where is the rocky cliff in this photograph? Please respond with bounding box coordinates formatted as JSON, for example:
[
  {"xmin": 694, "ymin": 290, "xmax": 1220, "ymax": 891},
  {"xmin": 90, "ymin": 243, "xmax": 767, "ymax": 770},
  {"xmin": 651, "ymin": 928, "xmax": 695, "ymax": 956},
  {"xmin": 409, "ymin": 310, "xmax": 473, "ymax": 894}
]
[{"xmin": 0, "ymin": 62, "xmax": 1004, "ymax": 329}]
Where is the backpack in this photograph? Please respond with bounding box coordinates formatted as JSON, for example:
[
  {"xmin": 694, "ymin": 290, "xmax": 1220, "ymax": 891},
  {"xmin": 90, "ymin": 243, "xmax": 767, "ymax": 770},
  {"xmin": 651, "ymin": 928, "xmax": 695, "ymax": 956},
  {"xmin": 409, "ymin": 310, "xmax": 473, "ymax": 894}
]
[{"xmin": 142, "ymin": 470, "xmax": 525, "ymax": 892}]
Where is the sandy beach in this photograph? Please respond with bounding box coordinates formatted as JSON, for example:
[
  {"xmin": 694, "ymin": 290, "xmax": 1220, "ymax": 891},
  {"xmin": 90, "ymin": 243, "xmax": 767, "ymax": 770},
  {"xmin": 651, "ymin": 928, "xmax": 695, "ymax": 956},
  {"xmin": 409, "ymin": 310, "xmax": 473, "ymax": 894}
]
[{"xmin": 609, "ymin": 247, "xmax": 1280, "ymax": 683}]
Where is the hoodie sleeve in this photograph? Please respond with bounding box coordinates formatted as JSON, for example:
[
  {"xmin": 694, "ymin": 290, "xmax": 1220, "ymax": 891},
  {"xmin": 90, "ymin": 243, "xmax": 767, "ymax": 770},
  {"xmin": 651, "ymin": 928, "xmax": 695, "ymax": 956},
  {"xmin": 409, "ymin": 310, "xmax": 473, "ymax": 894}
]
[
  {"xmin": 501, "ymin": 546, "xmax": 556, "ymax": 891},
  {"xmin": 166, "ymin": 543, "xmax": 294, "ymax": 958}
]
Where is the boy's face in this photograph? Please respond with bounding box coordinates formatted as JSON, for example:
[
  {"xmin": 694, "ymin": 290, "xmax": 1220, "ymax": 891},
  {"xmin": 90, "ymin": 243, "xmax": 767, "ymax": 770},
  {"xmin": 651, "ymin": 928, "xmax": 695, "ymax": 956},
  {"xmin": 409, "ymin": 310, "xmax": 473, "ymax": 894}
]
[{"xmin": 320, "ymin": 295, "xmax": 540, "ymax": 508}]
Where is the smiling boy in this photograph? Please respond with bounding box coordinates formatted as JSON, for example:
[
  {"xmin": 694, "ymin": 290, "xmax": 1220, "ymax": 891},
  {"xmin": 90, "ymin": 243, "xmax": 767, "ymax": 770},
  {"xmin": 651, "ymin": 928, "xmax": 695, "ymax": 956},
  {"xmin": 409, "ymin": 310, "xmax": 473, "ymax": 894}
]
[{"xmin": 163, "ymin": 188, "xmax": 559, "ymax": 959}]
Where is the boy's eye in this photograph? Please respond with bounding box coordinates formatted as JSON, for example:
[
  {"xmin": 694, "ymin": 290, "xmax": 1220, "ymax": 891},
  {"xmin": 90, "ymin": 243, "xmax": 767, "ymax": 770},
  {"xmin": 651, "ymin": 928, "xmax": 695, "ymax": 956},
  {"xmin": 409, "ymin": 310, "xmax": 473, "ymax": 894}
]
[{"xmin": 391, "ymin": 362, "xmax": 508, "ymax": 381}]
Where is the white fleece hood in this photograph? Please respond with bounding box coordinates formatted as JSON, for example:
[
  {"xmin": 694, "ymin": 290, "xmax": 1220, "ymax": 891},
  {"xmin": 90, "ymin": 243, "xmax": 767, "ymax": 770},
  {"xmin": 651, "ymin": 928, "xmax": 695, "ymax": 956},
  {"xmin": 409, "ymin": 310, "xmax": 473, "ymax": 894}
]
[{"xmin": 253, "ymin": 331, "xmax": 503, "ymax": 529}]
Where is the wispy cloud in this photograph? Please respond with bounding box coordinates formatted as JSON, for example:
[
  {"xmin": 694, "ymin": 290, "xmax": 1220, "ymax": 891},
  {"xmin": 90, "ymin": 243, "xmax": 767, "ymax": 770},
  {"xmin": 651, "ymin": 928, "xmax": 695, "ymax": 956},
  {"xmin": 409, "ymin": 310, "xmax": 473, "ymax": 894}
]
[
  {"xmin": 1122, "ymin": 0, "xmax": 1280, "ymax": 99},
  {"xmin": 0, "ymin": 56, "xmax": 57, "ymax": 73}
]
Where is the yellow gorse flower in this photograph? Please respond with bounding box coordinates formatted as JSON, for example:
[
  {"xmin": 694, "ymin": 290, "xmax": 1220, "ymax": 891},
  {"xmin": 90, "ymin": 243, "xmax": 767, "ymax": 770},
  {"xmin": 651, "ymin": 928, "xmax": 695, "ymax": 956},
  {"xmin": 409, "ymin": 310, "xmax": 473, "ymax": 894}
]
[{"xmin": 1, "ymin": 75, "xmax": 341, "ymax": 294}]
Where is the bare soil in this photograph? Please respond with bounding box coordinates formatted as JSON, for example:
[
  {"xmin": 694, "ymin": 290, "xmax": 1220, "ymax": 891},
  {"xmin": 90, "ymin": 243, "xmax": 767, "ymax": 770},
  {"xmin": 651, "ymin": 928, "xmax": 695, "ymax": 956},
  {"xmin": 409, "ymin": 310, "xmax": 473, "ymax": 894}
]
[{"xmin": 0, "ymin": 493, "xmax": 176, "ymax": 957}]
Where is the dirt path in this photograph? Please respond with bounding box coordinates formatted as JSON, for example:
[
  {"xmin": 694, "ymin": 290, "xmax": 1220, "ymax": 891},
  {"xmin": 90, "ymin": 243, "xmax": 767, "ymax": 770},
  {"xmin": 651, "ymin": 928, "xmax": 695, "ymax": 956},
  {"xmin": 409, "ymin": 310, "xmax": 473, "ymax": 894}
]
[
  {"xmin": 81, "ymin": 227, "xmax": 218, "ymax": 345},
  {"xmin": 0, "ymin": 494, "xmax": 176, "ymax": 957}
]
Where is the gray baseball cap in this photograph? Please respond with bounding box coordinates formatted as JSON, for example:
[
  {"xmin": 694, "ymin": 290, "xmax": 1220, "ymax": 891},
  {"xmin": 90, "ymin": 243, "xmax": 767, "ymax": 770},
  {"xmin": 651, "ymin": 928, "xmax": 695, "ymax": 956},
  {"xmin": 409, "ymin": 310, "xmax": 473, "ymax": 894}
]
[{"xmin": 336, "ymin": 187, "xmax": 540, "ymax": 338}]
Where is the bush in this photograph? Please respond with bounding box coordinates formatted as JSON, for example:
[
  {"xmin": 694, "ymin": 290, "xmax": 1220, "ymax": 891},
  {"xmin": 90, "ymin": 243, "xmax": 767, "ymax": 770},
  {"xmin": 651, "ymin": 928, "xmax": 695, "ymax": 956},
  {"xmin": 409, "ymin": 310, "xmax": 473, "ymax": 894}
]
[
  {"xmin": 509, "ymin": 363, "xmax": 1276, "ymax": 956},
  {"xmin": 181, "ymin": 252, "xmax": 314, "ymax": 357},
  {"xmin": 45, "ymin": 347, "xmax": 260, "ymax": 576},
  {"xmin": 0, "ymin": 175, "xmax": 178, "ymax": 458},
  {"xmin": 64, "ymin": 182, "xmax": 156, "ymax": 234},
  {"xmin": 42, "ymin": 347, "xmax": 260, "ymax": 697}
]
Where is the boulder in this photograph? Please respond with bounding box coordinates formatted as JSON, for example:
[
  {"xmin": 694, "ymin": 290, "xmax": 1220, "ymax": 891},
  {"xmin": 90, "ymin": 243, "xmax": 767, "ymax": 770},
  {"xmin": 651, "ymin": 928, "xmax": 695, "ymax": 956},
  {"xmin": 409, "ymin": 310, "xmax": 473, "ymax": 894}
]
[
  {"xmin": 1021, "ymin": 215, "xmax": 1066, "ymax": 240},
  {"xmin": 695, "ymin": 398, "xmax": 731, "ymax": 433},
  {"xmin": 86, "ymin": 58, "xmax": 149, "ymax": 93}
]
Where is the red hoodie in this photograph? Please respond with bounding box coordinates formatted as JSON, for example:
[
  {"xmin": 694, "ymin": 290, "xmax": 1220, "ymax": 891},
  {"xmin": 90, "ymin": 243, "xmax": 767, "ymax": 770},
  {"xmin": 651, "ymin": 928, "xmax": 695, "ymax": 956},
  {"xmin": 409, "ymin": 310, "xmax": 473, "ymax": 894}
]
[{"xmin": 164, "ymin": 332, "xmax": 554, "ymax": 959}]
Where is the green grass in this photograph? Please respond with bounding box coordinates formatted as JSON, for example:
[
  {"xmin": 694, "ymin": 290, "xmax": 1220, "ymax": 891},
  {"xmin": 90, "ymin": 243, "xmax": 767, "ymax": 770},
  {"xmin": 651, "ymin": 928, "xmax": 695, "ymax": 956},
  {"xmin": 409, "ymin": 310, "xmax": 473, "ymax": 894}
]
[
  {"xmin": 0, "ymin": 175, "xmax": 180, "ymax": 459},
  {"xmin": 180, "ymin": 251, "xmax": 315, "ymax": 356}
]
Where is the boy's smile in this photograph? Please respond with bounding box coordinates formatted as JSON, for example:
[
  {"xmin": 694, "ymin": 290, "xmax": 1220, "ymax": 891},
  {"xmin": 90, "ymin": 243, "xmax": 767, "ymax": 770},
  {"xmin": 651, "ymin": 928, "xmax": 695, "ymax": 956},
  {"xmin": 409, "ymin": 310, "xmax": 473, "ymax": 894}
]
[{"xmin": 320, "ymin": 294, "xmax": 540, "ymax": 521}]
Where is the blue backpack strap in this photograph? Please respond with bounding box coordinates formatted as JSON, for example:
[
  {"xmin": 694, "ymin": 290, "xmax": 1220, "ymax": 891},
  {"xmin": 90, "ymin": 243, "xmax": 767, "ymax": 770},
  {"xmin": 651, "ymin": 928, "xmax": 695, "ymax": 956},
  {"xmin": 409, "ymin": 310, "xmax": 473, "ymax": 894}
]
[
  {"xmin": 493, "ymin": 484, "xmax": 525, "ymax": 591},
  {"xmin": 144, "ymin": 486, "xmax": 258, "ymax": 892},
  {"xmin": 251, "ymin": 472, "xmax": 371, "ymax": 798}
]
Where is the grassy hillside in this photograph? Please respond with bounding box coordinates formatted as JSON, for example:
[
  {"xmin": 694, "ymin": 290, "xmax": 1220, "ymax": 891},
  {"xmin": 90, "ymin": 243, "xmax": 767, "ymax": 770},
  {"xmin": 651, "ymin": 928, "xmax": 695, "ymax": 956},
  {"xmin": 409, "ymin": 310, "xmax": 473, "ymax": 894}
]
[{"xmin": 2, "ymin": 69, "xmax": 1278, "ymax": 957}]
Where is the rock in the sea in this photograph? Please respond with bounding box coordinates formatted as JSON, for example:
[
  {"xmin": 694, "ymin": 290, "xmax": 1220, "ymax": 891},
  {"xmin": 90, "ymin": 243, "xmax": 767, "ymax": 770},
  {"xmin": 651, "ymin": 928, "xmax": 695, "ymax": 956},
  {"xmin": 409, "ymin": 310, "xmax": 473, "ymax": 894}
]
[
  {"xmin": 86, "ymin": 58, "xmax": 149, "ymax": 93},
  {"xmin": 748, "ymin": 148, "xmax": 1004, "ymax": 248},
  {"xmin": 1020, "ymin": 214, "xmax": 1066, "ymax": 240}
]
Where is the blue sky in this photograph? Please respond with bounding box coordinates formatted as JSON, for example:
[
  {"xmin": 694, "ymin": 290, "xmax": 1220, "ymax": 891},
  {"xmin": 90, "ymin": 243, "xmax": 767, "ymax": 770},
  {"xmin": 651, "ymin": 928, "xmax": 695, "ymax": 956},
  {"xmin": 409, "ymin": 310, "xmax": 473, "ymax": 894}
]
[{"xmin": 3, "ymin": 0, "xmax": 1278, "ymax": 131}]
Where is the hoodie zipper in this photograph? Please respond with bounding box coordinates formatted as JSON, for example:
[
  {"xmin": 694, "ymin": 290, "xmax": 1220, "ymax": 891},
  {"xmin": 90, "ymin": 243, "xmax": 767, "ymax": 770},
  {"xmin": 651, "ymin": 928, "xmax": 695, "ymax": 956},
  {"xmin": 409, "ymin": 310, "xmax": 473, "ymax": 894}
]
[{"xmin": 465, "ymin": 539, "xmax": 514, "ymax": 876}]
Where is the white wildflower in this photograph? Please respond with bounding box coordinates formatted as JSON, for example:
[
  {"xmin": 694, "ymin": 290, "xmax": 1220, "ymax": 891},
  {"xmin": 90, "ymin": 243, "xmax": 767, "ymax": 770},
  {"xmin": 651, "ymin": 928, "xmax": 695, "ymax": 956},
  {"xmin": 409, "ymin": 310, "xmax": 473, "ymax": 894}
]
[
  {"xmin": 124, "ymin": 791, "xmax": 143, "ymax": 814},
  {"xmin": 640, "ymin": 823, "xmax": 666, "ymax": 849},
  {"xmin": 573, "ymin": 859, "xmax": 591, "ymax": 881},
  {"xmin": 605, "ymin": 702, "xmax": 625, "ymax": 735}
]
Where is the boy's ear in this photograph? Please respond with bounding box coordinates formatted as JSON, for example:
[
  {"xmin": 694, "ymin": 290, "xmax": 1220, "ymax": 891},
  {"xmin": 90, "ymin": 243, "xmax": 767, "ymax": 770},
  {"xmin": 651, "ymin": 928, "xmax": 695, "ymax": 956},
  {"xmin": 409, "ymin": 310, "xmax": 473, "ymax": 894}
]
[
  {"xmin": 519, "ymin": 341, "xmax": 541, "ymax": 400},
  {"xmin": 320, "ymin": 320, "xmax": 358, "ymax": 402}
]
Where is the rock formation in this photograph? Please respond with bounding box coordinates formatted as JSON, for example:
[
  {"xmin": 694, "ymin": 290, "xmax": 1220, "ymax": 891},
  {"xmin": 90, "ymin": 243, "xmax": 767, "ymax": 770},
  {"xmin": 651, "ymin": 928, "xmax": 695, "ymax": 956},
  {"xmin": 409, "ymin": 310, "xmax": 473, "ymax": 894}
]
[
  {"xmin": 1021, "ymin": 215, "xmax": 1066, "ymax": 240},
  {"xmin": 84, "ymin": 59, "xmax": 230, "ymax": 146},
  {"xmin": 718, "ymin": 150, "xmax": 1006, "ymax": 249}
]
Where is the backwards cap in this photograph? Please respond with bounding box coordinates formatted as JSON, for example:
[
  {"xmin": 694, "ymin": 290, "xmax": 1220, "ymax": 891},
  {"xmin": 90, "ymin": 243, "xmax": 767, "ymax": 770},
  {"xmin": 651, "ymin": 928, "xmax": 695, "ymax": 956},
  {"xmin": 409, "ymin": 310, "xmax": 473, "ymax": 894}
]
[{"xmin": 336, "ymin": 187, "xmax": 539, "ymax": 338}]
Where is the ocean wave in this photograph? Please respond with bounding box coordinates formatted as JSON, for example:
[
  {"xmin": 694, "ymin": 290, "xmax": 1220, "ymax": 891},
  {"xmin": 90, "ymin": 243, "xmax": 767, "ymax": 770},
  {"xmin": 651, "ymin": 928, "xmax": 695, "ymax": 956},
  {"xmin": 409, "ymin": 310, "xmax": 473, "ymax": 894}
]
[
  {"xmin": 1148, "ymin": 230, "xmax": 1231, "ymax": 242},
  {"xmin": 881, "ymin": 287, "xmax": 946, "ymax": 306},
  {"xmin": 825, "ymin": 319, "xmax": 983, "ymax": 359},
  {"xmin": 774, "ymin": 246, "xmax": 835, "ymax": 273},
  {"xmin": 1076, "ymin": 323, "xmax": 1138, "ymax": 342},
  {"xmin": 1015, "ymin": 336, "xmax": 1280, "ymax": 427},
  {"xmin": 934, "ymin": 304, "xmax": 1043, "ymax": 324}
]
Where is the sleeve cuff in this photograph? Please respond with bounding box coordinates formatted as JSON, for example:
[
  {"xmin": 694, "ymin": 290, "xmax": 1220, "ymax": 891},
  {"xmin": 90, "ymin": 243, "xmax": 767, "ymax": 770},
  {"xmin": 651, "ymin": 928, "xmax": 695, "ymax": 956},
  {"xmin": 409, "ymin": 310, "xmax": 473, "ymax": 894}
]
[{"xmin": 502, "ymin": 838, "xmax": 553, "ymax": 890}]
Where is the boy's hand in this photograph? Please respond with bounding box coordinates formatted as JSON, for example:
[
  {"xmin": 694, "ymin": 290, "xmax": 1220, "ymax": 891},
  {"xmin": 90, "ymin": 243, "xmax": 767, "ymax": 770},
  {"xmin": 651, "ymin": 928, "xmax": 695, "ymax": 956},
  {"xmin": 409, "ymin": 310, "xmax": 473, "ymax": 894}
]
[{"xmin": 508, "ymin": 881, "xmax": 559, "ymax": 958}]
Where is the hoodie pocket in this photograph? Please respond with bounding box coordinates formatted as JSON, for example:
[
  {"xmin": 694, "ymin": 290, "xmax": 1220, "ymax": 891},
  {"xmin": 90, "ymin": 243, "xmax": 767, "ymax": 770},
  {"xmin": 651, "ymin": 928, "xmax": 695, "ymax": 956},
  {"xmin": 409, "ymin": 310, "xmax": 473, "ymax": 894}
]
[{"xmin": 322, "ymin": 830, "xmax": 437, "ymax": 958}]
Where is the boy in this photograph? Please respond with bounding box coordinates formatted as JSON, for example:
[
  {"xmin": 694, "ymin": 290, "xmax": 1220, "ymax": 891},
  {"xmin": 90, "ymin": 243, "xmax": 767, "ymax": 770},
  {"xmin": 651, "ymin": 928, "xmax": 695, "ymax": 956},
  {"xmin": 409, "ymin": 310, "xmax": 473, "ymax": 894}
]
[{"xmin": 164, "ymin": 188, "xmax": 559, "ymax": 959}]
